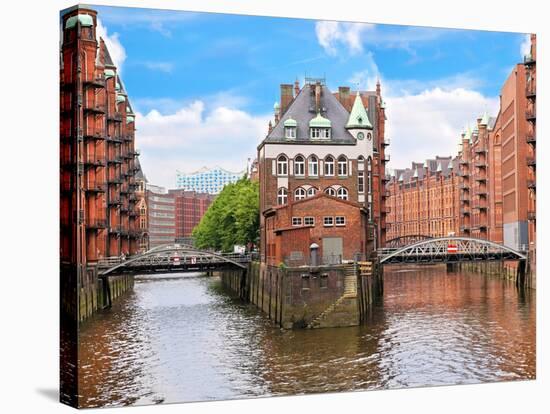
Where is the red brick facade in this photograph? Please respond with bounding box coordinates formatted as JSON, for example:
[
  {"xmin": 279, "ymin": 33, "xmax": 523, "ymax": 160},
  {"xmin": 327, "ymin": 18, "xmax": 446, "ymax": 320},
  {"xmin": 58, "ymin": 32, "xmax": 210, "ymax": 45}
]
[
  {"xmin": 60, "ymin": 7, "xmax": 141, "ymax": 264},
  {"xmin": 258, "ymin": 79, "xmax": 387, "ymax": 265},
  {"xmin": 169, "ymin": 190, "xmax": 215, "ymax": 239}
]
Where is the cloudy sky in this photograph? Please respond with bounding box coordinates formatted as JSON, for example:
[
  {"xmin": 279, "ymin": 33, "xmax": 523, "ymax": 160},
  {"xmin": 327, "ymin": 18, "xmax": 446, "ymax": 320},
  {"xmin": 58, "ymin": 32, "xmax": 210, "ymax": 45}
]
[{"xmin": 92, "ymin": 5, "xmax": 530, "ymax": 188}]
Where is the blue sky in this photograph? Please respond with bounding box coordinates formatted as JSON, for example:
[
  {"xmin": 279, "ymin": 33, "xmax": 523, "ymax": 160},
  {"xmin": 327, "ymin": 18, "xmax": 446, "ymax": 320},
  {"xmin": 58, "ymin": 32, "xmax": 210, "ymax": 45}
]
[{"xmin": 92, "ymin": 5, "xmax": 530, "ymax": 188}]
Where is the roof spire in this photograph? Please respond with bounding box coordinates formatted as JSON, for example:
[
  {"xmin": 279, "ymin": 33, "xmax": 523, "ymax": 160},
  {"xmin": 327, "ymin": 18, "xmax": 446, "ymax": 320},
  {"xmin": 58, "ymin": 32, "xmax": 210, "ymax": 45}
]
[{"xmin": 346, "ymin": 92, "xmax": 372, "ymax": 129}]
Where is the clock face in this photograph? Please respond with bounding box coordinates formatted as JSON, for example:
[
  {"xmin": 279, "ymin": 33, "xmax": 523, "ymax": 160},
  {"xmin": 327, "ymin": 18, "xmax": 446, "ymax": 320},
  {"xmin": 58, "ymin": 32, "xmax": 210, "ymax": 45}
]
[{"xmin": 357, "ymin": 132, "xmax": 364, "ymax": 140}]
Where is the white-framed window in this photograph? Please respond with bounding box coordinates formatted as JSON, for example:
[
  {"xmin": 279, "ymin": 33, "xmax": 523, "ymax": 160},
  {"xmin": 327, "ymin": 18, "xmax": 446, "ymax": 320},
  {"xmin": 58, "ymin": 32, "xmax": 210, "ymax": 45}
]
[
  {"xmin": 308, "ymin": 156, "xmax": 318, "ymax": 176},
  {"xmin": 277, "ymin": 187, "xmax": 288, "ymax": 205},
  {"xmin": 285, "ymin": 127, "xmax": 296, "ymax": 139},
  {"xmin": 337, "ymin": 187, "xmax": 349, "ymax": 200},
  {"xmin": 307, "ymin": 187, "xmax": 317, "ymax": 197},
  {"xmin": 325, "ymin": 187, "xmax": 336, "ymax": 197},
  {"xmin": 358, "ymin": 172, "xmax": 365, "ymax": 193},
  {"xmin": 310, "ymin": 127, "xmax": 320, "ymax": 139},
  {"xmin": 325, "ymin": 156, "xmax": 335, "ymax": 176},
  {"xmin": 338, "ymin": 156, "xmax": 348, "ymax": 176},
  {"xmin": 304, "ymin": 216, "xmax": 315, "ymax": 226},
  {"xmin": 294, "ymin": 155, "xmax": 305, "ymax": 176},
  {"xmin": 335, "ymin": 216, "xmax": 346, "ymax": 226},
  {"xmin": 295, "ymin": 187, "xmax": 306, "ymax": 200},
  {"xmin": 292, "ymin": 217, "xmax": 302, "ymax": 226},
  {"xmin": 323, "ymin": 216, "xmax": 334, "ymax": 226},
  {"xmin": 277, "ymin": 155, "xmax": 288, "ymax": 176}
]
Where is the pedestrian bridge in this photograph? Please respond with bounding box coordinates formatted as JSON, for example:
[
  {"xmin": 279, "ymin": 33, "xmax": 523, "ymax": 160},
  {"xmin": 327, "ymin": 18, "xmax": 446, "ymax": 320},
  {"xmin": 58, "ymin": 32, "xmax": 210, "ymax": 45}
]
[
  {"xmin": 378, "ymin": 236, "xmax": 527, "ymax": 265},
  {"xmin": 384, "ymin": 234, "xmax": 434, "ymax": 248},
  {"xmin": 98, "ymin": 244, "xmax": 251, "ymax": 276}
]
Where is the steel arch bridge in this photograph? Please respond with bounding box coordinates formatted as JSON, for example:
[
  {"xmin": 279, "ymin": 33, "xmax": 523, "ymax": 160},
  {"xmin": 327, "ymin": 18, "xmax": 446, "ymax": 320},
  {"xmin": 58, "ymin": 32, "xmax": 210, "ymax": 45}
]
[
  {"xmin": 378, "ymin": 237, "xmax": 527, "ymax": 265},
  {"xmin": 384, "ymin": 234, "xmax": 434, "ymax": 249},
  {"xmin": 98, "ymin": 244, "xmax": 250, "ymax": 276}
]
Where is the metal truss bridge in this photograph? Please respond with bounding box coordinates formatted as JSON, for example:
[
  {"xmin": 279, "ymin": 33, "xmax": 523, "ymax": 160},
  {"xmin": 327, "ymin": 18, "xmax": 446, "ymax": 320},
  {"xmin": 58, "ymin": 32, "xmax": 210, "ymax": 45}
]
[
  {"xmin": 98, "ymin": 244, "xmax": 251, "ymax": 276},
  {"xmin": 384, "ymin": 235, "xmax": 434, "ymax": 249},
  {"xmin": 378, "ymin": 237, "xmax": 527, "ymax": 265}
]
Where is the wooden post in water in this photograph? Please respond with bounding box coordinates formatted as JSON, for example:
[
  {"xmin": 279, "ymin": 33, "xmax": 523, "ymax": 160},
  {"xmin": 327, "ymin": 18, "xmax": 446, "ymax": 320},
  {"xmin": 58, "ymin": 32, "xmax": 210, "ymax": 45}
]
[{"xmin": 516, "ymin": 260, "xmax": 526, "ymax": 288}]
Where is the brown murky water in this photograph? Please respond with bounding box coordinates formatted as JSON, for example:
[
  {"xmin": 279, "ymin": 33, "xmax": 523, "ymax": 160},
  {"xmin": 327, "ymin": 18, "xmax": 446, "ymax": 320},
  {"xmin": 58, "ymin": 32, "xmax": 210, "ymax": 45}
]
[{"xmin": 77, "ymin": 265, "xmax": 535, "ymax": 407}]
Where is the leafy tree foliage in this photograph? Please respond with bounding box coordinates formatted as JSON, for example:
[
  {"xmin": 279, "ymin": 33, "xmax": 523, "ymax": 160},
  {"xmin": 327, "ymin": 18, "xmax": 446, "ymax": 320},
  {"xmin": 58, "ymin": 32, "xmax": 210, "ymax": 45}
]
[{"xmin": 192, "ymin": 177, "xmax": 259, "ymax": 252}]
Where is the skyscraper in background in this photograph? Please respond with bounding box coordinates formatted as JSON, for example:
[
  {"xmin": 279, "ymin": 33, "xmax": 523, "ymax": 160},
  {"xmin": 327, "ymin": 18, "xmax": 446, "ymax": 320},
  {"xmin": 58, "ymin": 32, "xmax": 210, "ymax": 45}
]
[{"xmin": 176, "ymin": 166, "xmax": 245, "ymax": 194}]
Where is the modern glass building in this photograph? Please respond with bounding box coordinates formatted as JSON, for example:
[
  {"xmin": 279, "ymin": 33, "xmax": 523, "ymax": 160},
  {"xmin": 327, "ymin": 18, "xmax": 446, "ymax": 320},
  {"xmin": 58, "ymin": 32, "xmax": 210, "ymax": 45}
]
[{"xmin": 175, "ymin": 166, "xmax": 245, "ymax": 194}]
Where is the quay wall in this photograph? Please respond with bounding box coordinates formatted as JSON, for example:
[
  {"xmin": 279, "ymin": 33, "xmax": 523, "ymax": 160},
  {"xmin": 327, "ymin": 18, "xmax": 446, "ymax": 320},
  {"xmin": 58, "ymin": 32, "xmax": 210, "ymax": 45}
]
[
  {"xmin": 220, "ymin": 261, "xmax": 381, "ymax": 329},
  {"xmin": 458, "ymin": 260, "xmax": 534, "ymax": 289}
]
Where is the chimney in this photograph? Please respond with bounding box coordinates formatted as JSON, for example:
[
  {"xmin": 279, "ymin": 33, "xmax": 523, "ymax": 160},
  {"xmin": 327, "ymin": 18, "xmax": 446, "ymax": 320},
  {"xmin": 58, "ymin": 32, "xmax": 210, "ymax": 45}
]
[
  {"xmin": 376, "ymin": 79, "xmax": 381, "ymax": 97},
  {"xmin": 315, "ymin": 81, "xmax": 322, "ymax": 112},
  {"xmin": 280, "ymin": 84, "xmax": 294, "ymax": 115},
  {"xmin": 268, "ymin": 120, "xmax": 273, "ymax": 134},
  {"xmin": 338, "ymin": 86, "xmax": 350, "ymax": 110},
  {"xmin": 294, "ymin": 79, "xmax": 300, "ymax": 97}
]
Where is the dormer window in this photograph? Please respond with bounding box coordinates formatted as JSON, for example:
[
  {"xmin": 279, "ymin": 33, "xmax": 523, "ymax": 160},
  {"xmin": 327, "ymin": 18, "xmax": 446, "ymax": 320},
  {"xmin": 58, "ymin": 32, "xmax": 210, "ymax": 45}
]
[
  {"xmin": 283, "ymin": 117, "xmax": 297, "ymax": 140},
  {"xmin": 309, "ymin": 112, "xmax": 331, "ymax": 140}
]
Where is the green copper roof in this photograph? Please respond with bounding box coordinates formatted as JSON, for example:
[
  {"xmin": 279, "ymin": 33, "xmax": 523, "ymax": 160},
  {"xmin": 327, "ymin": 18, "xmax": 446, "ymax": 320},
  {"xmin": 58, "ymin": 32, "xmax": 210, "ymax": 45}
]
[
  {"xmin": 346, "ymin": 92, "xmax": 372, "ymax": 129},
  {"xmin": 115, "ymin": 81, "xmax": 121, "ymax": 91},
  {"xmin": 309, "ymin": 112, "xmax": 331, "ymax": 128},
  {"xmin": 273, "ymin": 101, "xmax": 280, "ymax": 110},
  {"xmin": 116, "ymin": 95, "xmax": 126, "ymax": 104},
  {"xmin": 283, "ymin": 117, "xmax": 297, "ymax": 127},
  {"xmin": 65, "ymin": 14, "xmax": 93, "ymax": 29},
  {"xmin": 126, "ymin": 115, "xmax": 135, "ymax": 124},
  {"xmin": 104, "ymin": 69, "xmax": 115, "ymax": 79},
  {"xmin": 480, "ymin": 111, "xmax": 490, "ymax": 126}
]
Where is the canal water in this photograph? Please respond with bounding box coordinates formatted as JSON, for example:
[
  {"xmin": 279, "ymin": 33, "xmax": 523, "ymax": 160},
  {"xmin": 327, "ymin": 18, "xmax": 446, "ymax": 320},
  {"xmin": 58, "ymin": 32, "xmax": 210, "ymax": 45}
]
[{"xmin": 77, "ymin": 265, "xmax": 535, "ymax": 408}]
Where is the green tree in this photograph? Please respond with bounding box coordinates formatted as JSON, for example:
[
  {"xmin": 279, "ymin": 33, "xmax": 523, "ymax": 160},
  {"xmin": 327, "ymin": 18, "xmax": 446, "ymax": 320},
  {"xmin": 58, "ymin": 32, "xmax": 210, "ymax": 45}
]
[{"xmin": 192, "ymin": 177, "xmax": 259, "ymax": 252}]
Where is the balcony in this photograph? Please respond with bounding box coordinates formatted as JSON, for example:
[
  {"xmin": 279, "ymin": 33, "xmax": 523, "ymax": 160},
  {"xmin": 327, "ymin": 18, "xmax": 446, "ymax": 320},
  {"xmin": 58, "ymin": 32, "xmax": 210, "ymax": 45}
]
[
  {"xmin": 83, "ymin": 132, "xmax": 106, "ymax": 141},
  {"xmin": 473, "ymin": 204, "xmax": 488, "ymax": 211},
  {"xmin": 109, "ymin": 226, "xmax": 121, "ymax": 235},
  {"xmin": 107, "ymin": 156, "xmax": 123, "ymax": 165},
  {"xmin": 107, "ymin": 136, "xmax": 123, "ymax": 144},
  {"xmin": 459, "ymin": 159, "xmax": 468, "ymax": 165},
  {"xmin": 84, "ymin": 181, "xmax": 106, "ymax": 193},
  {"xmin": 381, "ymin": 138, "xmax": 390, "ymax": 147},
  {"xmin": 460, "ymin": 208, "xmax": 470, "ymax": 215},
  {"xmin": 475, "ymin": 176, "xmax": 487, "ymax": 183},
  {"xmin": 459, "ymin": 183, "xmax": 470, "ymax": 190},
  {"xmin": 527, "ymin": 210, "xmax": 536, "ymax": 221},
  {"xmin": 108, "ymin": 198, "xmax": 122, "ymax": 206},
  {"xmin": 474, "ymin": 161, "xmax": 487, "ymax": 168},
  {"xmin": 124, "ymin": 135, "xmax": 133, "ymax": 142},
  {"xmin": 84, "ymin": 156, "xmax": 105, "ymax": 168},
  {"xmin": 86, "ymin": 219, "xmax": 107, "ymax": 230},
  {"xmin": 83, "ymin": 103, "xmax": 106, "ymax": 115},
  {"xmin": 107, "ymin": 177, "xmax": 122, "ymax": 185},
  {"xmin": 474, "ymin": 147, "xmax": 487, "ymax": 154},
  {"xmin": 460, "ymin": 225, "xmax": 470, "ymax": 232},
  {"xmin": 476, "ymin": 190, "xmax": 488, "ymax": 197},
  {"xmin": 527, "ymin": 157, "xmax": 536, "ymax": 169},
  {"xmin": 526, "ymin": 132, "xmax": 536, "ymax": 146},
  {"xmin": 107, "ymin": 112, "xmax": 123, "ymax": 122},
  {"xmin": 460, "ymin": 196, "xmax": 470, "ymax": 203},
  {"xmin": 526, "ymin": 108, "xmax": 536, "ymax": 121},
  {"xmin": 83, "ymin": 77, "xmax": 106, "ymax": 89},
  {"xmin": 460, "ymin": 171, "xmax": 470, "ymax": 178},
  {"xmin": 527, "ymin": 180, "xmax": 536, "ymax": 191},
  {"xmin": 382, "ymin": 153, "xmax": 390, "ymax": 163}
]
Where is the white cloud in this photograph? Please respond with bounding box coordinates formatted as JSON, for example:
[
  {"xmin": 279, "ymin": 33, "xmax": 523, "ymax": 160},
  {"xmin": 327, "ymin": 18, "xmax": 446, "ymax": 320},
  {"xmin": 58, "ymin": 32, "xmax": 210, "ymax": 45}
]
[
  {"xmin": 315, "ymin": 21, "xmax": 374, "ymax": 56},
  {"xmin": 520, "ymin": 34, "xmax": 531, "ymax": 57},
  {"xmin": 96, "ymin": 19, "xmax": 126, "ymax": 72},
  {"xmin": 140, "ymin": 61, "xmax": 174, "ymax": 73},
  {"xmin": 384, "ymin": 88, "xmax": 499, "ymax": 171},
  {"xmin": 135, "ymin": 101, "xmax": 270, "ymax": 187}
]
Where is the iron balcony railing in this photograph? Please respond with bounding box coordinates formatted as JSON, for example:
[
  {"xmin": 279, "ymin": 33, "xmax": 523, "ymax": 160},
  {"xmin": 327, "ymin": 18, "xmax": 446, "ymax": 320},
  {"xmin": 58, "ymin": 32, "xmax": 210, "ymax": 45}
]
[
  {"xmin": 475, "ymin": 176, "xmax": 487, "ymax": 182},
  {"xmin": 84, "ymin": 181, "xmax": 106, "ymax": 193},
  {"xmin": 474, "ymin": 147, "xmax": 487, "ymax": 154},
  {"xmin": 86, "ymin": 218, "xmax": 107, "ymax": 230},
  {"xmin": 83, "ymin": 102, "xmax": 106, "ymax": 114},
  {"xmin": 526, "ymin": 108, "xmax": 536, "ymax": 120},
  {"xmin": 107, "ymin": 156, "xmax": 123, "ymax": 164},
  {"xmin": 107, "ymin": 112, "xmax": 123, "ymax": 122},
  {"xmin": 382, "ymin": 153, "xmax": 390, "ymax": 162},
  {"xmin": 108, "ymin": 198, "xmax": 122, "ymax": 206},
  {"xmin": 460, "ymin": 208, "xmax": 470, "ymax": 215},
  {"xmin": 527, "ymin": 157, "xmax": 536, "ymax": 168},
  {"xmin": 107, "ymin": 177, "xmax": 123, "ymax": 185},
  {"xmin": 459, "ymin": 183, "xmax": 470, "ymax": 190},
  {"xmin": 527, "ymin": 210, "xmax": 536, "ymax": 221},
  {"xmin": 476, "ymin": 190, "xmax": 488, "ymax": 197},
  {"xmin": 107, "ymin": 136, "xmax": 124, "ymax": 144},
  {"xmin": 527, "ymin": 180, "xmax": 536, "ymax": 190},
  {"xmin": 474, "ymin": 161, "xmax": 487, "ymax": 168},
  {"xmin": 381, "ymin": 138, "xmax": 391, "ymax": 147},
  {"xmin": 83, "ymin": 76, "xmax": 106, "ymax": 88},
  {"xmin": 526, "ymin": 132, "xmax": 536, "ymax": 145},
  {"xmin": 526, "ymin": 84, "xmax": 536, "ymax": 98}
]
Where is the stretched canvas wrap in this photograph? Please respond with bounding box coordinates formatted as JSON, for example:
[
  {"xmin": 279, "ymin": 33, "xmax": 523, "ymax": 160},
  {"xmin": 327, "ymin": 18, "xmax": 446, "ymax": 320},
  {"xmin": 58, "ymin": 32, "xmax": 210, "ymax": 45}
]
[{"xmin": 60, "ymin": 3, "xmax": 537, "ymax": 408}]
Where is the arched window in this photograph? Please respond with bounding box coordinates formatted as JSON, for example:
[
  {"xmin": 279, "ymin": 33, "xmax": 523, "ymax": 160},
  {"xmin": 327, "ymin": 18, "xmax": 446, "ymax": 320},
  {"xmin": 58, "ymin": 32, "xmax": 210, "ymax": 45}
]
[
  {"xmin": 337, "ymin": 187, "xmax": 349, "ymax": 200},
  {"xmin": 325, "ymin": 156, "xmax": 335, "ymax": 176},
  {"xmin": 277, "ymin": 188, "xmax": 288, "ymax": 205},
  {"xmin": 325, "ymin": 187, "xmax": 336, "ymax": 197},
  {"xmin": 294, "ymin": 187, "xmax": 306, "ymax": 200},
  {"xmin": 367, "ymin": 157, "xmax": 373, "ymax": 195},
  {"xmin": 294, "ymin": 155, "xmax": 305, "ymax": 176},
  {"xmin": 277, "ymin": 155, "xmax": 288, "ymax": 176},
  {"xmin": 307, "ymin": 187, "xmax": 317, "ymax": 197},
  {"xmin": 338, "ymin": 156, "xmax": 348, "ymax": 176},
  {"xmin": 308, "ymin": 155, "xmax": 318, "ymax": 176}
]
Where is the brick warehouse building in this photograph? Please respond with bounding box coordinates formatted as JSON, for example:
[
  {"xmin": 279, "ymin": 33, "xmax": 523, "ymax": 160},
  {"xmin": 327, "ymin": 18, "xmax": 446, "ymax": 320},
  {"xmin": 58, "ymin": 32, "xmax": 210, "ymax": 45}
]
[
  {"xmin": 146, "ymin": 185, "xmax": 176, "ymax": 248},
  {"xmin": 169, "ymin": 189, "xmax": 216, "ymax": 241},
  {"xmin": 385, "ymin": 35, "xmax": 536, "ymax": 284},
  {"xmin": 258, "ymin": 78, "xmax": 389, "ymax": 266},
  {"xmin": 60, "ymin": 6, "xmax": 142, "ymax": 266},
  {"xmin": 386, "ymin": 156, "xmax": 460, "ymax": 240}
]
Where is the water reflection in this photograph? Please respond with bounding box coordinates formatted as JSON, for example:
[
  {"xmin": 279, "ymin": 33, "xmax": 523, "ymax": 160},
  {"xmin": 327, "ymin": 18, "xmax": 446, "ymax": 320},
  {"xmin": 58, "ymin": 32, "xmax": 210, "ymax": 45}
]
[{"xmin": 77, "ymin": 266, "xmax": 535, "ymax": 407}]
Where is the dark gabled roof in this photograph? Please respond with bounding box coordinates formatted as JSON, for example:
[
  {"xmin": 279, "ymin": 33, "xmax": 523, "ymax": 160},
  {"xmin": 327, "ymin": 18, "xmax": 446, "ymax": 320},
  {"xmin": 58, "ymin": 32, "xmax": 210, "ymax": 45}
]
[
  {"xmin": 134, "ymin": 157, "xmax": 147, "ymax": 182},
  {"xmin": 103, "ymin": 41, "xmax": 115, "ymax": 67},
  {"xmin": 487, "ymin": 116, "xmax": 497, "ymax": 130},
  {"xmin": 264, "ymin": 84, "xmax": 356, "ymax": 144}
]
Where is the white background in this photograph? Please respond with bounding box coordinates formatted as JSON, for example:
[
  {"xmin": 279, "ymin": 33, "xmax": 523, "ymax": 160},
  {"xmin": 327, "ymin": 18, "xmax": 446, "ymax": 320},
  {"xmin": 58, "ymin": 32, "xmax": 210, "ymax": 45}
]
[{"xmin": 0, "ymin": 0, "xmax": 547, "ymax": 412}]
